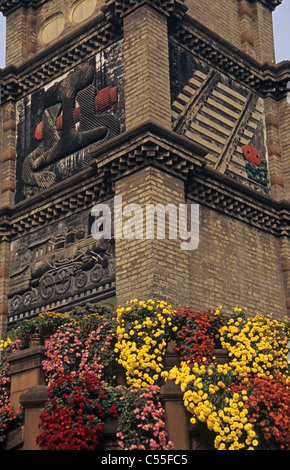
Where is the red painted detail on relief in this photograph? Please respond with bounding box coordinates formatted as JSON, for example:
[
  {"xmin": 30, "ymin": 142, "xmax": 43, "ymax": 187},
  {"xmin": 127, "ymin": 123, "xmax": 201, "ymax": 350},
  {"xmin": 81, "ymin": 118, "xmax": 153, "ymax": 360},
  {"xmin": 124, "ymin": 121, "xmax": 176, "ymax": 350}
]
[
  {"xmin": 95, "ymin": 86, "xmax": 118, "ymax": 112},
  {"xmin": 56, "ymin": 115, "xmax": 63, "ymax": 131},
  {"xmin": 35, "ymin": 121, "xmax": 43, "ymax": 141},
  {"xmin": 35, "ymin": 86, "xmax": 118, "ymax": 139},
  {"xmin": 242, "ymin": 144, "xmax": 262, "ymax": 167},
  {"xmin": 73, "ymin": 106, "xmax": 81, "ymax": 120}
]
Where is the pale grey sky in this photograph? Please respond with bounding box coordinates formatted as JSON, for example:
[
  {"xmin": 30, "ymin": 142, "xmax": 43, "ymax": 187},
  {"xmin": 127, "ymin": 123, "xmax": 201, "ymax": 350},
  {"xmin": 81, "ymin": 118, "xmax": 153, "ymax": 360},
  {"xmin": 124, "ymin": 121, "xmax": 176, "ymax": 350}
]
[{"xmin": 0, "ymin": 2, "xmax": 289, "ymax": 68}]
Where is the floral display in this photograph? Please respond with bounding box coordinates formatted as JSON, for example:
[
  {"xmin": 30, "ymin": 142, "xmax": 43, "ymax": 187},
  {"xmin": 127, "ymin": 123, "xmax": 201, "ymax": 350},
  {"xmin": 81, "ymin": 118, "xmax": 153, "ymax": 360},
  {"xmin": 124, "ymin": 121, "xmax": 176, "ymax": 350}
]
[
  {"xmin": 42, "ymin": 315, "xmax": 118, "ymax": 387},
  {"xmin": 168, "ymin": 309, "xmax": 290, "ymax": 450},
  {"xmin": 36, "ymin": 372, "xmax": 119, "ymax": 450},
  {"xmin": 0, "ymin": 406, "xmax": 23, "ymax": 448},
  {"xmin": 219, "ymin": 312, "xmax": 289, "ymax": 381},
  {"xmin": 0, "ymin": 303, "xmax": 289, "ymax": 450},
  {"xmin": 173, "ymin": 306, "xmax": 230, "ymax": 363},
  {"xmin": 0, "ymin": 338, "xmax": 22, "ymax": 409},
  {"xmin": 114, "ymin": 299, "xmax": 175, "ymax": 387},
  {"xmin": 12, "ymin": 311, "xmax": 75, "ymax": 348},
  {"xmin": 116, "ymin": 385, "xmax": 174, "ymax": 450},
  {"xmin": 0, "ymin": 338, "xmax": 23, "ymax": 448}
]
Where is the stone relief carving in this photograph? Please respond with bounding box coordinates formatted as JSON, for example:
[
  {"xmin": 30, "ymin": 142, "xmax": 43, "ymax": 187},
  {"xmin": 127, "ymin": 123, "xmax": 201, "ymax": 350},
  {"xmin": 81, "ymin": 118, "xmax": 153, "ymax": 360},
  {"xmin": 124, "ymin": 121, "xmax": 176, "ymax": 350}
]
[
  {"xmin": 16, "ymin": 42, "xmax": 125, "ymax": 201},
  {"xmin": 170, "ymin": 43, "xmax": 269, "ymax": 190},
  {"xmin": 8, "ymin": 209, "xmax": 115, "ymax": 323},
  {"xmin": 21, "ymin": 62, "xmax": 119, "ymax": 190}
]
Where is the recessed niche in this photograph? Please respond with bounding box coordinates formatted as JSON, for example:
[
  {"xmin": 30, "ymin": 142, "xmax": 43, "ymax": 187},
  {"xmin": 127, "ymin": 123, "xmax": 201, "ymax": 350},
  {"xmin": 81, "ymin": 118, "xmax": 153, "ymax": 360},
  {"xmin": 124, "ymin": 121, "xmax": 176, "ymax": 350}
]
[
  {"xmin": 71, "ymin": 0, "xmax": 97, "ymax": 24},
  {"xmin": 40, "ymin": 14, "xmax": 65, "ymax": 44}
]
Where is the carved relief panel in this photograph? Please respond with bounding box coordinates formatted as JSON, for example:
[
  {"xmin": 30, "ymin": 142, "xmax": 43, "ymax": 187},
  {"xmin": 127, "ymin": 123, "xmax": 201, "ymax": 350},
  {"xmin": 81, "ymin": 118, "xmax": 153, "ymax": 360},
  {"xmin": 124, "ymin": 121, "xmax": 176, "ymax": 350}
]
[
  {"xmin": 170, "ymin": 43, "xmax": 269, "ymax": 192},
  {"xmin": 16, "ymin": 41, "xmax": 125, "ymax": 202},
  {"xmin": 8, "ymin": 207, "xmax": 115, "ymax": 325}
]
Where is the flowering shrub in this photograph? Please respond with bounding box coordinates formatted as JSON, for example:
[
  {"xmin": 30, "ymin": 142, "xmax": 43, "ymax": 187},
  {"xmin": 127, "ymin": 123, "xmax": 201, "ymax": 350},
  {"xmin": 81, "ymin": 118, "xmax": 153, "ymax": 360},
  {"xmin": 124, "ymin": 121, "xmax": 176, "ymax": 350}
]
[
  {"xmin": 0, "ymin": 406, "xmax": 23, "ymax": 448},
  {"xmin": 114, "ymin": 299, "xmax": 176, "ymax": 387},
  {"xmin": 1, "ymin": 301, "xmax": 289, "ymax": 451},
  {"xmin": 0, "ymin": 339, "xmax": 23, "ymax": 448},
  {"xmin": 116, "ymin": 385, "xmax": 174, "ymax": 450},
  {"xmin": 42, "ymin": 315, "xmax": 117, "ymax": 387},
  {"xmin": 231, "ymin": 375, "xmax": 290, "ymax": 450},
  {"xmin": 36, "ymin": 371, "xmax": 119, "ymax": 450},
  {"xmin": 0, "ymin": 338, "xmax": 22, "ymax": 409},
  {"xmin": 173, "ymin": 306, "xmax": 230, "ymax": 363},
  {"xmin": 219, "ymin": 313, "xmax": 290, "ymax": 381},
  {"xmin": 37, "ymin": 311, "xmax": 77, "ymax": 338},
  {"xmin": 42, "ymin": 323, "xmax": 85, "ymax": 386},
  {"xmin": 0, "ymin": 339, "xmax": 13, "ymax": 409},
  {"xmin": 38, "ymin": 305, "xmax": 173, "ymax": 450},
  {"xmin": 167, "ymin": 310, "xmax": 290, "ymax": 450},
  {"xmin": 13, "ymin": 311, "xmax": 75, "ymax": 348}
]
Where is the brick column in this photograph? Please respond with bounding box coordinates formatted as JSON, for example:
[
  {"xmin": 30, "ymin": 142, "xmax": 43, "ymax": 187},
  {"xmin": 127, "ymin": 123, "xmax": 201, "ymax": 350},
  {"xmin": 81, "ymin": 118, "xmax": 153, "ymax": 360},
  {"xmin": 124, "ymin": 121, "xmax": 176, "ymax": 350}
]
[
  {"xmin": 114, "ymin": 166, "xmax": 191, "ymax": 308},
  {"xmin": 116, "ymin": 3, "xmax": 191, "ymax": 308},
  {"xmin": 0, "ymin": 100, "xmax": 16, "ymax": 339},
  {"xmin": 239, "ymin": 1, "xmax": 255, "ymax": 58},
  {"xmin": 0, "ymin": 240, "xmax": 10, "ymax": 339},
  {"xmin": 277, "ymin": 96, "xmax": 290, "ymax": 201},
  {"xmin": 264, "ymin": 97, "xmax": 285, "ymax": 201},
  {"xmin": 5, "ymin": 7, "xmax": 28, "ymax": 67},
  {"xmin": 123, "ymin": 3, "xmax": 172, "ymax": 131},
  {"xmin": 7, "ymin": 346, "xmax": 46, "ymax": 410},
  {"xmin": 0, "ymin": 101, "xmax": 16, "ymax": 206},
  {"xmin": 281, "ymin": 236, "xmax": 290, "ymax": 317},
  {"xmin": 19, "ymin": 385, "xmax": 48, "ymax": 450},
  {"xmin": 251, "ymin": 1, "xmax": 275, "ymax": 64}
]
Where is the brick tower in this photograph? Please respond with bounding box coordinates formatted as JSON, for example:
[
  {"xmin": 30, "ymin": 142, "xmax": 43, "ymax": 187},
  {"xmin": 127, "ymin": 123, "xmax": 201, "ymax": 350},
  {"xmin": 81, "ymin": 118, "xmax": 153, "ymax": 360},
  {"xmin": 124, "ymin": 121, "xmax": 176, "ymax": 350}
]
[{"xmin": 0, "ymin": 0, "xmax": 289, "ymax": 339}]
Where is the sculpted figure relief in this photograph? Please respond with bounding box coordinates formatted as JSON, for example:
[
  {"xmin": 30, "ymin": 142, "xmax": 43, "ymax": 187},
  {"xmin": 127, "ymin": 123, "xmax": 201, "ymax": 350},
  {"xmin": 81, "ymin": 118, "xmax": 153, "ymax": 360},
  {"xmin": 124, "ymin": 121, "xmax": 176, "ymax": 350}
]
[{"xmin": 22, "ymin": 62, "xmax": 120, "ymax": 189}]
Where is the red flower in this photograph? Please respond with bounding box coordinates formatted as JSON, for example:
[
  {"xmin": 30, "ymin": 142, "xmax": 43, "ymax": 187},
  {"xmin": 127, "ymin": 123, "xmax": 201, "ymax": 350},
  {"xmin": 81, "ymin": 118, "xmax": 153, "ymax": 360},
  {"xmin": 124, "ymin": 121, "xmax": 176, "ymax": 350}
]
[
  {"xmin": 36, "ymin": 372, "xmax": 113, "ymax": 450},
  {"xmin": 173, "ymin": 308, "xmax": 228, "ymax": 364},
  {"xmin": 244, "ymin": 375, "xmax": 290, "ymax": 450}
]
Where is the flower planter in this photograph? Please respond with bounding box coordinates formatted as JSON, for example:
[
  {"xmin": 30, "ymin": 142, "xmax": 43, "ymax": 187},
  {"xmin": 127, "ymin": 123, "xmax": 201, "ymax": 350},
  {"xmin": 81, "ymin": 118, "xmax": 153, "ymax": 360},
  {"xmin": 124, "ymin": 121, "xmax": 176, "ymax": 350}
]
[
  {"xmin": 97, "ymin": 417, "xmax": 121, "ymax": 450},
  {"xmin": 29, "ymin": 335, "xmax": 43, "ymax": 348},
  {"xmin": 7, "ymin": 345, "xmax": 46, "ymax": 410},
  {"xmin": 189, "ymin": 421, "xmax": 215, "ymax": 450},
  {"xmin": 164, "ymin": 341, "xmax": 181, "ymax": 370},
  {"xmin": 213, "ymin": 349, "xmax": 229, "ymax": 364}
]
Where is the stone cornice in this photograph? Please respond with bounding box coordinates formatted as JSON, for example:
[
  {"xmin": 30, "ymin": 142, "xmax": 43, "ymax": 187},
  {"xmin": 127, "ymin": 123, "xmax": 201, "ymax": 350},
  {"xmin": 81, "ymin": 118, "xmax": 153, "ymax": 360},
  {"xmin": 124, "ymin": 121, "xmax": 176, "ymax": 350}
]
[
  {"xmin": 0, "ymin": 122, "xmax": 289, "ymax": 242},
  {"xmin": 0, "ymin": 0, "xmax": 43, "ymax": 15},
  {"xmin": 0, "ymin": 0, "xmax": 283, "ymax": 16},
  {"xmin": 0, "ymin": 11, "xmax": 121, "ymax": 102},
  {"xmin": 0, "ymin": 0, "xmax": 289, "ymax": 104},
  {"xmin": 170, "ymin": 15, "xmax": 290, "ymax": 100},
  {"xmin": 103, "ymin": 0, "xmax": 188, "ymax": 22},
  {"xmin": 187, "ymin": 167, "xmax": 290, "ymax": 237},
  {"xmin": 1, "ymin": 122, "xmax": 207, "ymax": 241},
  {"xmin": 248, "ymin": 0, "xmax": 283, "ymax": 11}
]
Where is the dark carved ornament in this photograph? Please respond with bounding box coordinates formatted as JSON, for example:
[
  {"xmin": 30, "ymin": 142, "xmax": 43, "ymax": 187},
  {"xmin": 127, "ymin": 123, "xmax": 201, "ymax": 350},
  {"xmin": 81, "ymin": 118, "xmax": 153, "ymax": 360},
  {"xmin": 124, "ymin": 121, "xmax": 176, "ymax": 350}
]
[
  {"xmin": 15, "ymin": 41, "xmax": 125, "ymax": 201},
  {"xmin": 170, "ymin": 44, "xmax": 270, "ymax": 189},
  {"xmin": 0, "ymin": 0, "xmax": 289, "ymax": 104},
  {"xmin": 20, "ymin": 63, "xmax": 120, "ymax": 192},
  {"xmin": 8, "ymin": 209, "xmax": 115, "ymax": 325},
  {"xmin": 0, "ymin": 123, "xmax": 289, "ymax": 246}
]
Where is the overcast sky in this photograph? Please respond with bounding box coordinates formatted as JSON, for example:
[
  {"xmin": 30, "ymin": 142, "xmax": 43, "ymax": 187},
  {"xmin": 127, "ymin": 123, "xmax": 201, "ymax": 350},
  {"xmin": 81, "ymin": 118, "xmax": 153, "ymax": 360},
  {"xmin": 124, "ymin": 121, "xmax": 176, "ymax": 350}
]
[{"xmin": 0, "ymin": 1, "xmax": 289, "ymax": 68}]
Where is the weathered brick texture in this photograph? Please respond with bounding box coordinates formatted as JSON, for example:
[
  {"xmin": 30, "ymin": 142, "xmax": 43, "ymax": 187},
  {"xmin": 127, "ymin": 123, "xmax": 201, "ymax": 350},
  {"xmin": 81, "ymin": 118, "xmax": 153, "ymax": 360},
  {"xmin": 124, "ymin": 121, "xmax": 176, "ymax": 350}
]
[
  {"xmin": 278, "ymin": 98, "xmax": 290, "ymax": 200},
  {"xmin": 185, "ymin": 0, "xmax": 275, "ymax": 63},
  {"xmin": 123, "ymin": 5, "xmax": 172, "ymax": 131},
  {"xmin": 188, "ymin": 203, "xmax": 286, "ymax": 318},
  {"xmin": 114, "ymin": 166, "xmax": 190, "ymax": 308},
  {"xmin": 0, "ymin": 101, "xmax": 16, "ymax": 207},
  {"xmin": 0, "ymin": 0, "xmax": 289, "ymax": 340}
]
